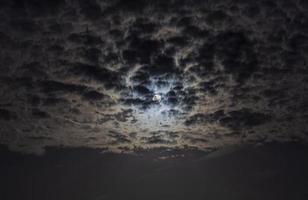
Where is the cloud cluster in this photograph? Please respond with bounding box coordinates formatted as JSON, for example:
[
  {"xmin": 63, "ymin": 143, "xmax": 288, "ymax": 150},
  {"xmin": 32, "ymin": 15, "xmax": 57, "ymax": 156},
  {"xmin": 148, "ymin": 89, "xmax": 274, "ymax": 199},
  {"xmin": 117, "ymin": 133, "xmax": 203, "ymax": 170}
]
[{"xmin": 0, "ymin": 0, "xmax": 307, "ymax": 154}]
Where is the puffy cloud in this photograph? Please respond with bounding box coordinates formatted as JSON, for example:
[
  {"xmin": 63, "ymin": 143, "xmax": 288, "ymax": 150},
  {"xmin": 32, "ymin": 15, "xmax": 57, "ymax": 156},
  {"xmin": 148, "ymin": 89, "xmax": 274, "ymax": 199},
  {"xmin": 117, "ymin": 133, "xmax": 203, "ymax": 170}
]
[{"xmin": 0, "ymin": 0, "xmax": 307, "ymax": 154}]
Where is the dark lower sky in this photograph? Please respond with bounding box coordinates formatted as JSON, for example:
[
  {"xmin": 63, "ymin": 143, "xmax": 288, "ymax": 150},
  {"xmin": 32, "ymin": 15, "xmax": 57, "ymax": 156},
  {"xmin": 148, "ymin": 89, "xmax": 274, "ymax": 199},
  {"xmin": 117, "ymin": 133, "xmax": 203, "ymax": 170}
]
[
  {"xmin": 0, "ymin": 0, "xmax": 308, "ymax": 199},
  {"xmin": 1, "ymin": 143, "xmax": 308, "ymax": 200}
]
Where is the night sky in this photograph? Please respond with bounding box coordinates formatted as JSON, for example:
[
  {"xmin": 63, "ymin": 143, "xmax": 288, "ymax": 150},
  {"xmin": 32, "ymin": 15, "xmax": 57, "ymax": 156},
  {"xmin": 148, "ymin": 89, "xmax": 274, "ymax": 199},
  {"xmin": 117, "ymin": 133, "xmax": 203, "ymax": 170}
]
[{"xmin": 0, "ymin": 0, "xmax": 308, "ymax": 199}]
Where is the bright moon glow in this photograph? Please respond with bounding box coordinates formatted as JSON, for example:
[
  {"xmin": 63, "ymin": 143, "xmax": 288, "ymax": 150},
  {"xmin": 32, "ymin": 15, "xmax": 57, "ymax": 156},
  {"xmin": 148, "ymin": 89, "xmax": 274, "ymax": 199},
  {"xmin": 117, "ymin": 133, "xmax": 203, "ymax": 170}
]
[{"xmin": 152, "ymin": 94, "xmax": 162, "ymax": 102}]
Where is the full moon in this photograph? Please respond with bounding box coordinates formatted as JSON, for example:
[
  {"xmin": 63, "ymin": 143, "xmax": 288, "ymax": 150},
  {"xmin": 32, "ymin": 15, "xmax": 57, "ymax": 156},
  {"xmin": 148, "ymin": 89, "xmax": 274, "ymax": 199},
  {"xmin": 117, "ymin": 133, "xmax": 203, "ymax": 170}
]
[{"xmin": 152, "ymin": 94, "xmax": 162, "ymax": 102}]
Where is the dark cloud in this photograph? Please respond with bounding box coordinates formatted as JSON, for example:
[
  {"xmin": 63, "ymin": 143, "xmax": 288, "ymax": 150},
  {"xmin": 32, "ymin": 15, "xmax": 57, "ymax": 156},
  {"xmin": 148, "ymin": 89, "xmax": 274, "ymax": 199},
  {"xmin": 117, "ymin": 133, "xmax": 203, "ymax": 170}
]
[
  {"xmin": 20, "ymin": 62, "xmax": 49, "ymax": 79},
  {"xmin": 112, "ymin": 0, "xmax": 148, "ymax": 13},
  {"xmin": 185, "ymin": 109, "xmax": 271, "ymax": 130},
  {"xmin": 79, "ymin": 0, "xmax": 103, "ymax": 20},
  {"xmin": 39, "ymin": 80, "xmax": 87, "ymax": 94},
  {"xmin": 129, "ymin": 18, "xmax": 158, "ymax": 35},
  {"xmin": 130, "ymin": 71, "xmax": 150, "ymax": 84},
  {"xmin": 182, "ymin": 25, "xmax": 209, "ymax": 38},
  {"xmin": 133, "ymin": 85, "xmax": 152, "ymax": 96},
  {"xmin": 122, "ymin": 97, "xmax": 155, "ymax": 110},
  {"xmin": 147, "ymin": 54, "xmax": 179, "ymax": 75},
  {"xmin": 185, "ymin": 136, "xmax": 208, "ymax": 144},
  {"xmin": 108, "ymin": 130, "xmax": 131, "ymax": 145},
  {"xmin": 82, "ymin": 90, "xmax": 105, "ymax": 101},
  {"xmin": 0, "ymin": 109, "xmax": 16, "ymax": 121},
  {"xmin": 198, "ymin": 80, "xmax": 219, "ymax": 95},
  {"xmin": 167, "ymin": 36, "xmax": 190, "ymax": 47},
  {"xmin": 216, "ymin": 31, "xmax": 258, "ymax": 82},
  {"xmin": 0, "ymin": 0, "xmax": 307, "ymax": 154},
  {"xmin": 69, "ymin": 63, "xmax": 122, "ymax": 89},
  {"xmin": 9, "ymin": 19, "xmax": 40, "ymax": 35},
  {"xmin": 41, "ymin": 97, "xmax": 68, "ymax": 107},
  {"xmin": 123, "ymin": 37, "xmax": 162, "ymax": 64},
  {"xmin": 185, "ymin": 110, "xmax": 225, "ymax": 126},
  {"xmin": 114, "ymin": 109, "xmax": 134, "ymax": 123},
  {"xmin": 68, "ymin": 32, "xmax": 104, "ymax": 46},
  {"xmin": 31, "ymin": 108, "xmax": 50, "ymax": 119},
  {"xmin": 221, "ymin": 109, "xmax": 272, "ymax": 129},
  {"xmin": 141, "ymin": 131, "xmax": 177, "ymax": 145},
  {"xmin": 165, "ymin": 90, "xmax": 178, "ymax": 106}
]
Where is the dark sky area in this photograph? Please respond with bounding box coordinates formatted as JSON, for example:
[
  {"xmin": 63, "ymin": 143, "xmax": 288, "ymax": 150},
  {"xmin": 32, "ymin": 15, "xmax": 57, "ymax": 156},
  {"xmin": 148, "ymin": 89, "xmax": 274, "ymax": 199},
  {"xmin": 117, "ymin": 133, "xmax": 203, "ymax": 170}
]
[{"xmin": 0, "ymin": 0, "xmax": 308, "ymax": 199}]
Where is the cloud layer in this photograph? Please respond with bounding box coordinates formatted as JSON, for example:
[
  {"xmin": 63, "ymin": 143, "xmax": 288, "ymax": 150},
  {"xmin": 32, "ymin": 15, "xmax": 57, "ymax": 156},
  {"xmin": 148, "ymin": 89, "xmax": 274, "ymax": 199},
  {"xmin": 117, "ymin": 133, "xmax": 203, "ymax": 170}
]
[{"xmin": 0, "ymin": 0, "xmax": 308, "ymax": 154}]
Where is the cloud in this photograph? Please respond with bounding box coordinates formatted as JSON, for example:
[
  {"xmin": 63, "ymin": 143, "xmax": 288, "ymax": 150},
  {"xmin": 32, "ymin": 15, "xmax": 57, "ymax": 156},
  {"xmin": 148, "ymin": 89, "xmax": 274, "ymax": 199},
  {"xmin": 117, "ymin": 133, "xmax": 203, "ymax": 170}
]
[
  {"xmin": 31, "ymin": 108, "xmax": 50, "ymax": 119},
  {"xmin": 108, "ymin": 130, "xmax": 131, "ymax": 145},
  {"xmin": 220, "ymin": 109, "xmax": 272, "ymax": 129},
  {"xmin": 68, "ymin": 63, "xmax": 123, "ymax": 89},
  {"xmin": 0, "ymin": 0, "xmax": 307, "ymax": 154},
  {"xmin": 0, "ymin": 109, "xmax": 16, "ymax": 121}
]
